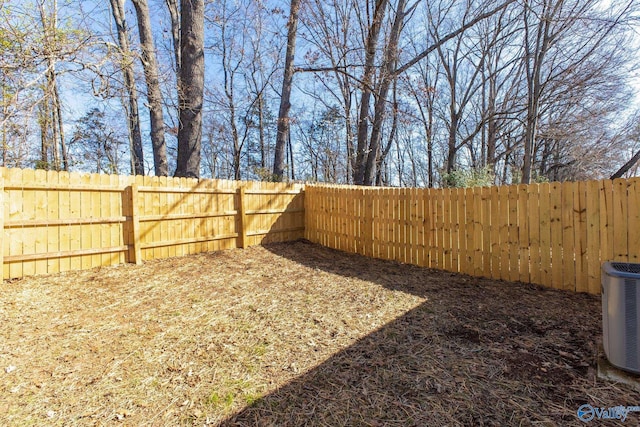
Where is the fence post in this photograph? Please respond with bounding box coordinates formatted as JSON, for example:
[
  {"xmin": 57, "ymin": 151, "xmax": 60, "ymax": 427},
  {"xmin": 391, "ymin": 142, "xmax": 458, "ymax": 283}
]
[
  {"xmin": 129, "ymin": 183, "xmax": 142, "ymax": 265},
  {"xmin": 0, "ymin": 177, "xmax": 4, "ymax": 279},
  {"xmin": 237, "ymin": 186, "xmax": 248, "ymax": 248}
]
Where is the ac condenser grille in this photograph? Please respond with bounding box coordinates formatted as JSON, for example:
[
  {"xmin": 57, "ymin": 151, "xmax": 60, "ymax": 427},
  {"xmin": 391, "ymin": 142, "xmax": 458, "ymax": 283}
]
[{"xmin": 611, "ymin": 262, "xmax": 640, "ymax": 274}]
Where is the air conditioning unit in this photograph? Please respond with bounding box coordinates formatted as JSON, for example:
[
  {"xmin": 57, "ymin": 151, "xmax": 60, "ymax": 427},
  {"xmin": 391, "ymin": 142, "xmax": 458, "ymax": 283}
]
[{"xmin": 602, "ymin": 262, "xmax": 640, "ymax": 374}]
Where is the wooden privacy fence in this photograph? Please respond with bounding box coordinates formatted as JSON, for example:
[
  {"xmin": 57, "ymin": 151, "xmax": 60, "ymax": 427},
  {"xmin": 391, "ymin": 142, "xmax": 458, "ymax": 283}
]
[
  {"xmin": 4, "ymin": 166, "xmax": 639, "ymax": 295},
  {"xmin": 1, "ymin": 168, "xmax": 304, "ymax": 279},
  {"xmin": 305, "ymin": 179, "xmax": 640, "ymax": 294}
]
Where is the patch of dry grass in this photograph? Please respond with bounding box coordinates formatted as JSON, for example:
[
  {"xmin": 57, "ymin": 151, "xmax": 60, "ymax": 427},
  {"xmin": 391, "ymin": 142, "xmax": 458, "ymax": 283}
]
[
  {"xmin": 0, "ymin": 242, "xmax": 424, "ymax": 426},
  {"xmin": 1, "ymin": 241, "xmax": 639, "ymax": 426}
]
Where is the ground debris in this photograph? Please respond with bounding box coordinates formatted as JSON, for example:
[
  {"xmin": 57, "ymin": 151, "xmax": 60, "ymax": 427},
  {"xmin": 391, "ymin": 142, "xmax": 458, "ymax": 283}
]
[{"xmin": 0, "ymin": 241, "xmax": 637, "ymax": 426}]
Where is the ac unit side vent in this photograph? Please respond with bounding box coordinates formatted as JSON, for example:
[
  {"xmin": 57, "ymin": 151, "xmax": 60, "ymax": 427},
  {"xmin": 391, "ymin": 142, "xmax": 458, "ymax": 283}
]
[{"xmin": 624, "ymin": 278, "xmax": 639, "ymax": 369}]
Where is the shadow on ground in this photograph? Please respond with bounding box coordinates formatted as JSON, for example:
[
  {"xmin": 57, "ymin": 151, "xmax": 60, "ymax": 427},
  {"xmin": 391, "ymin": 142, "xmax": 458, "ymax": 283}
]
[{"xmin": 220, "ymin": 240, "xmax": 639, "ymax": 426}]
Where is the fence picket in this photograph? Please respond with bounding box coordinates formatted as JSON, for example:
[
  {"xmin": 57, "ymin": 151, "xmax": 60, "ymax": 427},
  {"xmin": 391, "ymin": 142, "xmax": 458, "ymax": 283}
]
[
  {"xmin": 612, "ymin": 178, "xmax": 628, "ymax": 262},
  {"xmin": 528, "ymin": 184, "xmax": 541, "ymax": 285},
  {"xmin": 508, "ymin": 185, "xmax": 519, "ymax": 282},
  {"xmin": 482, "ymin": 186, "xmax": 492, "ymax": 278},
  {"xmin": 498, "ymin": 185, "xmax": 510, "ymax": 281},
  {"xmin": 585, "ymin": 180, "xmax": 601, "ymax": 294},
  {"xmin": 518, "ymin": 184, "xmax": 530, "ymax": 283},
  {"xmin": 574, "ymin": 182, "xmax": 588, "ymax": 293},
  {"xmin": 561, "ymin": 181, "xmax": 576, "ymax": 291},
  {"xmin": 489, "ymin": 186, "xmax": 501, "ymax": 279},
  {"xmin": 473, "ymin": 187, "xmax": 484, "ymax": 277}
]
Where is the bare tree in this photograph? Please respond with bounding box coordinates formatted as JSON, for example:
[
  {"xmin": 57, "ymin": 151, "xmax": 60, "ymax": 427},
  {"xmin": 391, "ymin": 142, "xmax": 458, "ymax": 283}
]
[
  {"xmin": 519, "ymin": 0, "xmax": 636, "ymax": 183},
  {"xmin": 352, "ymin": 0, "xmax": 390, "ymax": 185},
  {"xmin": 174, "ymin": 0, "xmax": 205, "ymax": 178},
  {"xmin": 37, "ymin": 0, "xmax": 69, "ymax": 171},
  {"xmin": 131, "ymin": 0, "xmax": 169, "ymax": 176},
  {"xmin": 109, "ymin": 0, "xmax": 144, "ymax": 175},
  {"xmin": 273, "ymin": 0, "xmax": 302, "ymax": 181}
]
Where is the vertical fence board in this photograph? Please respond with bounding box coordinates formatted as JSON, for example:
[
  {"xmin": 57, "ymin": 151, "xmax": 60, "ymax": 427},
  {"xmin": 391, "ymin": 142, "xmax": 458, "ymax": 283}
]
[
  {"xmin": 538, "ymin": 183, "xmax": 552, "ymax": 288},
  {"xmin": 448, "ymin": 188, "xmax": 458, "ymax": 272},
  {"xmin": 574, "ymin": 182, "xmax": 588, "ymax": 293},
  {"xmin": 466, "ymin": 187, "xmax": 475, "ymax": 275},
  {"xmin": 1, "ymin": 172, "xmax": 6, "ymax": 280},
  {"xmin": 21, "ymin": 169, "xmax": 36, "ymax": 277},
  {"xmin": 612, "ymin": 178, "xmax": 628, "ymax": 262},
  {"xmin": 442, "ymin": 188, "xmax": 452, "ymax": 271},
  {"xmin": 46, "ymin": 170, "xmax": 59, "ymax": 275},
  {"xmin": 159, "ymin": 176, "xmax": 169, "ymax": 259},
  {"xmin": 238, "ymin": 186, "xmax": 247, "ymax": 248},
  {"xmin": 549, "ymin": 183, "xmax": 563, "ymax": 289},
  {"xmin": 498, "ymin": 185, "xmax": 510, "ymax": 281},
  {"xmin": 130, "ymin": 183, "xmax": 142, "ymax": 264},
  {"xmin": 508, "ymin": 185, "xmax": 519, "ymax": 282},
  {"xmin": 517, "ymin": 184, "xmax": 530, "ymax": 283},
  {"xmin": 58, "ymin": 172, "xmax": 71, "ymax": 273},
  {"xmin": 481, "ymin": 186, "xmax": 492, "ymax": 278},
  {"xmin": 33, "ymin": 170, "xmax": 48, "ymax": 275},
  {"xmin": 68, "ymin": 173, "xmax": 82, "ymax": 271},
  {"xmin": 473, "ymin": 187, "xmax": 484, "ymax": 277},
  {"xmin": 455, "ymin": 188, "xmax": 465, "ymax": 274},
  {"xmin": 561, "ymin": 182, "xmax": 576, "ymax": 291},
  {"xmin": 528, "ymin": 184, "xmax": 541, "ymax": 285},
  {"xmin": 0, "ymin": 176, "xmax": 3, "ymax": 279},
  {"xmin": 585, "ymin": 180, "xmax": 601, "ymax": 294},
  {"xmin": 435, "ymin": 188, "xmax": 444, "ymax": 270},
  {"xmin": 413, "ymin": 188, "xmax": 421, "ymax": 266},
  {"xmin": 401, "ymin": 188, "xmax": 409, "ymax": 264},
  {"xmin": 421, "ymin": 188, "xmax": 428, "ymax": 267},
  {"xmin": 600, "ymin": 179, "xmax": 614, "ymax": 265},
  {"xmin": 364, "ymin": 189, "xmax": 373, "ymax": 258},
  {"xmin": 489, "ymin": 186, "xmax": 501, "ymax": 279}
]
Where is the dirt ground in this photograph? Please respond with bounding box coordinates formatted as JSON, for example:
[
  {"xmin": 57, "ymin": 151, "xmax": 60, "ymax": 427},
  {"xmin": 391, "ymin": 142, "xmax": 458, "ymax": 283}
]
[{"xmin": 1, "ymin": 240, "xmax": 639, "ymax": 426}]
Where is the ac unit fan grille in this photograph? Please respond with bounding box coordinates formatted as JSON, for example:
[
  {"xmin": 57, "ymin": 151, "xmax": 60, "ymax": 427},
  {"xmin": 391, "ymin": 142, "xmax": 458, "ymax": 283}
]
[{"xmin": 611, "ymin": 262, "xmax": 640, "ymax": 274}]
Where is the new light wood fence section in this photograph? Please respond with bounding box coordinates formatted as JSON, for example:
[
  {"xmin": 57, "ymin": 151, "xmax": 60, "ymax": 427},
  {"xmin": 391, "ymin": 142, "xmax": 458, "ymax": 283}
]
[
  {"xmin": 1, "ymin": 168, "xmax": 304, "ymax": 279},
  {"xmin": 305, "ymin": 179, "xmax": 640, "ymax": 294}
]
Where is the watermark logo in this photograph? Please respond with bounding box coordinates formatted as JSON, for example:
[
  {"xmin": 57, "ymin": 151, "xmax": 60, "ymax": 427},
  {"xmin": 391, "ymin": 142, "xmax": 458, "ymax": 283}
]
[{"xmin": 577, "ymin": 404, "xmax": 640, "ymax": 423}]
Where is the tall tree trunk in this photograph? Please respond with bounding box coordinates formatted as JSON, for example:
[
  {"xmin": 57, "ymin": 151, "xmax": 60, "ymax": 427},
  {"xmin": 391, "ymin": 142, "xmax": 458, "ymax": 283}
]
[
  {"xmin": 273, "ymin": 0, "xmax": 301, "ymax": 181},
  {"xmin": 174, "ymin": 0, "xmax": 204, "ymax": 178},
  {"xmin": 363, "ymin": 0, "xmax": 407, "ymax": 185},
  {"xmin": 447, "ymin": 112, "xmax": 459, "ymax": 174},
  {"xmin": 38, "ymin": 0, "xmax": 67, "ymax": 171},
  {"xmin": 109, "ymin": 0, "xmax": 145, "ymax": 176},
  {"xmin": 522, "ymin": 0, "xmax": 554, "ymax": 184},
  {"xmin": 375, "ymin": 91, "xmax": 398, "ymax": 186},
  {"xmin": 132, "ymin": 0, "xmax": 169, "ymax": 176},
  {"xmin": 353, "ymin": 0, "xmax": 389, "ymax": 185}
]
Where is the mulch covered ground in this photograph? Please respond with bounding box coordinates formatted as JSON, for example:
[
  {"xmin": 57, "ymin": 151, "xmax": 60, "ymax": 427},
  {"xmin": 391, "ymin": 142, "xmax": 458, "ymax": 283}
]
[{"xmin": 0, "ymin": 240, "xmax": 638, "ymax": 426}]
